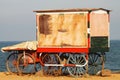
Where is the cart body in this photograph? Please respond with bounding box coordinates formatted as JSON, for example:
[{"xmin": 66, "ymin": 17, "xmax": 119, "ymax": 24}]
[{"xmin": 34, "ymin": 8, "xmax": 110, "ymax": 53}]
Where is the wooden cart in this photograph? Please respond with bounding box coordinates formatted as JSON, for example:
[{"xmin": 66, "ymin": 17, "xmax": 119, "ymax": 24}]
[{"xmin": 1, "ymin": 8, "xmax": 111, "ymax": 77}]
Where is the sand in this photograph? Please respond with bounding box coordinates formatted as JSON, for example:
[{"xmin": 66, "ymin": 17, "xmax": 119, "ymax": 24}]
[{"xmin": 0, "ymin": 72, "xmax": 120, "ymax": 80}]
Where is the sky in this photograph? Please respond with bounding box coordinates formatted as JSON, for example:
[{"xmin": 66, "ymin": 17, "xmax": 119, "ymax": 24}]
[{"xmin": 0, "ymin": 0, "xmax": 120, "ymax": 41}]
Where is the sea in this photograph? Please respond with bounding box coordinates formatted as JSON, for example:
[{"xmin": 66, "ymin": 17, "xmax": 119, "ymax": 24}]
[{"xmin": 0, "ymin": 40, "xmax": 120, "ymax": 72}]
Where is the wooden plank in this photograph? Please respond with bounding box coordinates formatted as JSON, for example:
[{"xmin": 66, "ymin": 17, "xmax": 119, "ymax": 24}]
[
  {"xmin": 37, "ymin": 13, "xmax": 88, "ymax": 48},
  {"xmin": 36, "ymin": 15, "xmax": 40, "ymax": 41},
  {"xmin": 90, "ymin": 13, "xmax": 109, "ymax": 36},
  {"xmin": 34, "ymin": 8, "xmax": 110, "ymax": 13}
]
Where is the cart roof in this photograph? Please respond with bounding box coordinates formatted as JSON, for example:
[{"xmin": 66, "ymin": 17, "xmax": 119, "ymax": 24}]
[
  {"xmin": 33, "ymin": 8, "xmax": 111, "ymax": 13},
  {"xmin": 1, "ymin": 41, "xmax": 38, "ymax": 52}
]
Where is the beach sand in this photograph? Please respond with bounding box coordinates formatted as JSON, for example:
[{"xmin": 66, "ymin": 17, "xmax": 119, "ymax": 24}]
[{"xmin": 0, "ymin": 72, "xmax": 120, "ymax": 80}]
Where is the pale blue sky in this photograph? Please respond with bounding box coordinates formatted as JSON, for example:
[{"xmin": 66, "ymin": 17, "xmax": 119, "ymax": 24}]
[{"xmin": 0, "ymin": 0, "xmax": 120, "ymax": 41}]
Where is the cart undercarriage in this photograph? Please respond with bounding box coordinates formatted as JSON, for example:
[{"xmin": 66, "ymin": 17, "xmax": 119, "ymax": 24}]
[{"xmin": 1, "ymin": 41, "xmax": 106, "ymax": 77}]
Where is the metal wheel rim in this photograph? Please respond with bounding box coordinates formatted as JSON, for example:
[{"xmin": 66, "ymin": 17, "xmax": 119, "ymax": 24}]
[
  {"xmin": 67, "ymin": 54, "xmax": 87, "ymax": 77},
  {"xmin": 6, "ymin": 52, "xmax": 18, "ymax": 73},
  {"xmin": 88, "ymin": 53, "xmax": 103, "ymax": 75},
  {"xmin": 42, "ymin": 53, "xmax": 61, "ymax": 76},
  {"xmin": 17, "ymin": 53, "xmax": 36, "ymax": 74}
]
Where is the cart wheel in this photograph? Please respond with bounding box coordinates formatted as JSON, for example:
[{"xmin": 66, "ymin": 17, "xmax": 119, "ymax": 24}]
[
  {"xmin": 67, "ymin": 54, "xmax": 87, "ymax": 77},
  {"xmin": 42, "ymin": 54, "xmax": 61, "ymax": 76},
  {"xmin": 6, "ymin": 52, "xmax": 18, "ymax": 73},
  {"xmin": 17, "ymin": 53, "xmax": 36, "ymax": 74},
  {"xmin": 88, "ymin": 53, "xmax": 104, "ymax": 75}
]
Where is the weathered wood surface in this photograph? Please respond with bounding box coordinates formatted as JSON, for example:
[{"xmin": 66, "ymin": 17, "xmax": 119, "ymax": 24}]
[
  {"xmin": 90, "ymin": 13, "xmax": 109, "ymax": 36},
  {"xmin": 37, "ymin": 13, "xmax": 88, "ymax": 48}
]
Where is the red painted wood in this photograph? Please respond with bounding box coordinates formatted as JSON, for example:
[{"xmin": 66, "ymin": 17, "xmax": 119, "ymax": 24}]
[
  {"xmin": 88, "ymin": 38, "xmax": 90, "ymax": 48},
  {"xmin": 64, "ymin": 64, "xmax": 76, "ymax": 67},
  {"xmin": 37, "ymin": 48, "xmax": 89, "ymax": 53},
  {"xmin": 88, "ymin": 13, "xmax": 90, "ymax": 22}
]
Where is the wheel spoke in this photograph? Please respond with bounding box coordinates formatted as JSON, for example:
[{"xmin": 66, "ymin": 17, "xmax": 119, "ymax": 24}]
[
  {"xmin": 42, "ymin": 54, "xmax": 61, "ymax": 76},
  {"xmin": 93, "ymin": 54, "xmax": 97, "ymax": 63},
  {"xmin": 78, "ymin": 55, "xmax": 82, "ymax": 63},
  {"xmin": 89, "ymin": 54, "xmax": 93, "ymax": 64},
  {"xmin": 88, "ymin": 53, "xmax": 104, "ymax": 75},
  {"xmin": 17, "ymin": 53, "xmax": 36, "ymax": 74},
  {"xmin": 67, "ymin": 54, "xmax": 87, "ymax": 77},
  {"xmin": 6, "ymin": 52, "xmax": 18, "ymax": 73},
  {"xmin": 79, "ymin": 57, "xmax": 84, "ymax": 64},
  {"xmin": 69, "ymin": 57, "xmax": 75, "ymax": 64},
  {"xmin": 70, "ymin": 55, "xmax": 76, "ymax": 63}
]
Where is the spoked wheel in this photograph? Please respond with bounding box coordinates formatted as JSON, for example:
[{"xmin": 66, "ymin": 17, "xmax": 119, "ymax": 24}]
[
  {"xmin": 60, "ymin": 53, "xmax": 69, "ymax": 75},
  {"xmin": 42, "ymin": 54, "xmax": 61, "ymax": 76},
  {"xmin": 88, "ymin": 52, "xmax": 105, "ymax": 75},
  {"xmin": 6, "ymin": 52, "xmax": 19, "ymax": 73},
  {"xmin": 17, "ymin": 53, "xmax": 36, "ymax": 74},
  {"xmin": 67, "ymin": 54, "xmax": 87, "ymax": 77}
]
